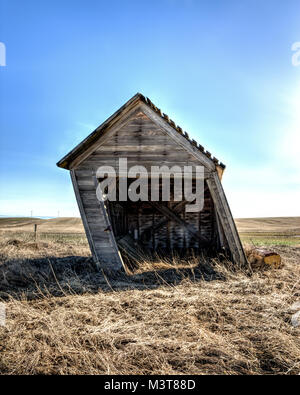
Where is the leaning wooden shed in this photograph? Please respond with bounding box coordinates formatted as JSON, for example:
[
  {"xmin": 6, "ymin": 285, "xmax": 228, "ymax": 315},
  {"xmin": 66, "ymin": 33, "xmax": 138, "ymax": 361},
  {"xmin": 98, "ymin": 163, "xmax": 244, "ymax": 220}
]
[{"xmin": 57, "ymin": 93, "xmax": 247, "ymax": 272}]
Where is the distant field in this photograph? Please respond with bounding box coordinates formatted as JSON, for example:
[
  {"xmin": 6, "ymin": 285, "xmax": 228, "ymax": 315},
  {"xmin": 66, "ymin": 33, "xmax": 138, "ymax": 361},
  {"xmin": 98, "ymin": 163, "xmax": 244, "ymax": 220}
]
[
  {"xmin": 0, "ymin": 216, "xmax": 299, "ymax": 233},
  {"xmin": 0, "ymin": 216, "xmax": 299, "ymax": 246},
  {"xmin": 0, "ymin": 217, "xmax": 84, "ymax": 233},
  {"xmin": 235, "ymin": 217, "xmax": 300, "ymax": 234},
  {"xmin": 235, "ymin": 217, "xmax": 300, "ymax": 247}
]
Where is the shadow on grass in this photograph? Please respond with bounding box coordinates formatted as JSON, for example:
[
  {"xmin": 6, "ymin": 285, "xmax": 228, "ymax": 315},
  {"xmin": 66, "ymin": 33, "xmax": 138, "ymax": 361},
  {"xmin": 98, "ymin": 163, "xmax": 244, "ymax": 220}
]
[{"xmin": 0, "ymin": 254, "xmax": 226, "ymax": 300}]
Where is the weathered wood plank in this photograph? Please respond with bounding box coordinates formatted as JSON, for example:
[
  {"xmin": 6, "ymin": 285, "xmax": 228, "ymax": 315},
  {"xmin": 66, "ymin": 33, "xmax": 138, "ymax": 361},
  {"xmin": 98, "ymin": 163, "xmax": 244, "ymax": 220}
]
[
  {"xmin": 140, "ymin": 103, "xmax": 215, "ymax": 171},
  {"xmin": 74, "ymin": 170, "xmax": 125, "ymax": 271},
  {"xmin": 147, "ymin": 200, "xmax": 209, "ymax": 243},
  {"xmin": 206, "ymin": 172, "xmax": 247, "ymax": 265},
  {"xmin": 96, "ymin": 183, "xmax": 125, "ymax": 272},
  {"xmin": 76, "ymin": 108, "xmax": 211, "ymax": 172},
  {"xmin": 140, "ymin": 200, "xmax": 187, "ymax": 238},
  {"xmin": 70, "ymin": 170, "xmax": 98, "ymax": 263},
  {"xmin": 71, "ymin": 106, "xmax": 145, "ymax": 169}
]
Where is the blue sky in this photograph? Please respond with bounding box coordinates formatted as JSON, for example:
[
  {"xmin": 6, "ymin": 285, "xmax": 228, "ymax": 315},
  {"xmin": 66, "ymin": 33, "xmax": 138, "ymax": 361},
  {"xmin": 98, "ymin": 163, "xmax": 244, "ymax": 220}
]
[{"xmin": 0, "ymin": 0, "xmax": 299, "ymax": 218}]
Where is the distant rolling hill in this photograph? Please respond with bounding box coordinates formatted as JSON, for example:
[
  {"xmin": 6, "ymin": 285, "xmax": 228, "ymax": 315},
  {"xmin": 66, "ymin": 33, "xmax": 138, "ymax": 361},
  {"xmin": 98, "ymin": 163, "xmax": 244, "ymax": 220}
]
[
  {"xmin": 0, "ymin": 217, "xmax": 84, "ymax": 233},
  {"xmin": 235, "ymin": 217, "xmax": 300, "ymax": 234},
  {"xmin": 0, "ymin": 216, "xmax": 299, "ymax": 235}
]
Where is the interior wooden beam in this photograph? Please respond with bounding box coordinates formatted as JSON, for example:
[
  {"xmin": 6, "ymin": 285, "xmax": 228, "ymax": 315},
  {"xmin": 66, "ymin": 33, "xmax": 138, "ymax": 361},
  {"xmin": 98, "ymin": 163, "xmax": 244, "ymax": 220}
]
[
  {"xmin": 140, "ymin": 200, "xmax": 187, "ymax": 239},
  {"xmin": 147, "ymin": 200, "xmax": 209, "ymax": 244}
]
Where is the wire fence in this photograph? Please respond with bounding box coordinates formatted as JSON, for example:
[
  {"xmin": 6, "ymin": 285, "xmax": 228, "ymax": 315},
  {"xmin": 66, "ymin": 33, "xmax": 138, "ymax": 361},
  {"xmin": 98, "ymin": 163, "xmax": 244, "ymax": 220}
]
[{"xmin": 1, "ymin": 229, "xmax": 88, "ymax": 244}]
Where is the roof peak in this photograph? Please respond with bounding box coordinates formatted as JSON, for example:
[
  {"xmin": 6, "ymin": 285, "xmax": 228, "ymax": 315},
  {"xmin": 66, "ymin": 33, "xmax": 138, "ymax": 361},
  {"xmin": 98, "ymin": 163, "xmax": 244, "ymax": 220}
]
[
  {"xmin": 57, "ymin": 92, "xmax": 225, "ymax": 170},
  {"xmin": 133, "ymin": 93, "xmax": 225, "ymax": 169}
]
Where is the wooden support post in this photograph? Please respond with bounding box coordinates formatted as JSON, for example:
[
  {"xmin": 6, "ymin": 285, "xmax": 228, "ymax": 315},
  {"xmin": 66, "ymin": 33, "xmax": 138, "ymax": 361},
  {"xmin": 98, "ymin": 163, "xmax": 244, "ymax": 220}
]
[
  {"xmin": 93, "ymin": 176, "xmax": 125, "ymax": 272},
  {"xmin": 70, "ymin": 170, "xmax": 98, "ymax": 263},
  {"xmin": 206, "ymin": 172, "xmax": 247, "ymax": 266}
]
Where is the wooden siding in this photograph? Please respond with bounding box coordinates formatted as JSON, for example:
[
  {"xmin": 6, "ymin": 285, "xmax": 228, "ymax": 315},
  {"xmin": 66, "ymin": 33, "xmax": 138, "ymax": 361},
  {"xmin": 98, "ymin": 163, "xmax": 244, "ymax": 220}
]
[
  {"xmin": 72, "ymin": 169, "xmax": 124, "ymax": 271},
  {"xmin": 67, "ymin": 108, "xmax": 245, "ymax": 270},
  {"xmin": 76, "ymin": 111, "xmax": 210, "ymax": 175},
  {"xmin": 206, "ymin": 172, "xmax": 247, "ymax": 266}
]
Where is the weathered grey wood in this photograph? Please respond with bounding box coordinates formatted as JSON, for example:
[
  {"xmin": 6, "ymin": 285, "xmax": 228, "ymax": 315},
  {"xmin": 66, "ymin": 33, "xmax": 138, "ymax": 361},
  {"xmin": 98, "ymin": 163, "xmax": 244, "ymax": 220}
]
[
  {"xmin": 93, "ymin": 176, "xmax": 125, "ymax": 272},
  {"xmin": 57, "ymin": 93, "xmax": 221, "ymax": 173},
  {"xmin": 70, "ymin": 107, "xmax": 146, "ymax": 169},
  {"xmin": 58, "ymin": 94, "xmax": 143, "ymax": 169},
  {"xmin": 73, "ymin": 169, "xmax": 125, "ymax": 272},
  {"xmin": 140, "ymin": 103, "xmax": 216, "ymax": 171},
  {"xmin": 70, "ymin": 170, "xmax": 98, "ymax": 263},
  {"xmin": 58, "ymin": 94, "xmax": 244, "ymax": 274},
  {"xmin": 147, "ymin": 200, "xmax": 208, "ymax": 243},
  {"xmin": 215, "ymin": 210, "xmax": 226, "ymax": 249},
  {"xmin": 140, "ymin": 200, "xmax": 187, "ymax": 238},
  {"xmin": 76, "ymin": 111, "xmax": 210, "ymax": 173},
  {"xmin": 206, "ymin": 172, "xmax": 247, "ymax": 265}
]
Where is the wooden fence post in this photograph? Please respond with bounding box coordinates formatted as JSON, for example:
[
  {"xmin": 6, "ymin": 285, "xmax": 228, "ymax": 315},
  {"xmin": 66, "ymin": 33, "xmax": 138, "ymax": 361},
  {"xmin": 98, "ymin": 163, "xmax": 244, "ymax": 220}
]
[{"xmin": 34, "ymin": 224, "xmax": 38, "ymax": 243}]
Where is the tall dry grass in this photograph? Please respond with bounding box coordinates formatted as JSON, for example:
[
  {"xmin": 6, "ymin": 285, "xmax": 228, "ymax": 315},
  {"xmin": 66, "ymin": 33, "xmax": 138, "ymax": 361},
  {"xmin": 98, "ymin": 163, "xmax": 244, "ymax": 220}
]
[{"xmin": 0, "ymin": 232, "xmax": 299, "ymax": 375}]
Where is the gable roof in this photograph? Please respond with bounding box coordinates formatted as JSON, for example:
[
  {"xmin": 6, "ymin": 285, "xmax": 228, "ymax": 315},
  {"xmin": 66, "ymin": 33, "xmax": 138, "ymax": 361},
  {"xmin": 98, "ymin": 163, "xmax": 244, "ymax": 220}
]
[{"xmin": 57, "ymin": 93, "xmax": 226, "ymax": 172}]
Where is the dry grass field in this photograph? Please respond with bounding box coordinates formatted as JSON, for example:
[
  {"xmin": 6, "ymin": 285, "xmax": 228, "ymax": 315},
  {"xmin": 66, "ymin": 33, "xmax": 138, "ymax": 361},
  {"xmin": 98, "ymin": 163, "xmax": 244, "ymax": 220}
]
[{"xmin": 0, "ymin": 217, "xmax": 299, "ymax": 375}]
